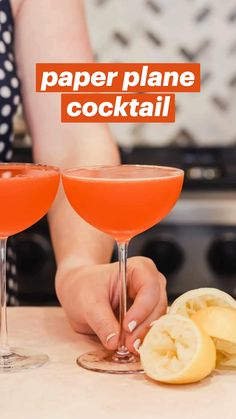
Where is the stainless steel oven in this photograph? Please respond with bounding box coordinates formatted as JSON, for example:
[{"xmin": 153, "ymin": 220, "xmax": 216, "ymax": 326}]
[
  {"xmin": 123, "ymin": 146, "xmax": 236, "ymax": 302},
  {"xmin": 128, "ymin": 190, "xmax": 236, "ymax": 302}
]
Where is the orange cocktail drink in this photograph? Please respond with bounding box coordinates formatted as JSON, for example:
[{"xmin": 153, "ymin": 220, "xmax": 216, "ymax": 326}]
[
  {"xmin": 0, "ymin": 164, "xmax": 60, "ymax": 237},
  {"xmin": 62, "ymin": 164, "xmax": 184, "ymax": 374},
  {"xmin": 0, "ymin": 163, "xmax": 60, "ymax": 373},
  {"xmin": 62, "ymin": 165, "xmax": 183, "ymax": 241}
]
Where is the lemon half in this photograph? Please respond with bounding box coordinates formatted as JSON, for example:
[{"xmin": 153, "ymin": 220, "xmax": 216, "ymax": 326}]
[
  {"xmin": 169, "ymin": 288, "xmax": 236, "ymax": 318},
  {"xmin": 139, "ymin": 314, "xmax": 216, "ymax": 384},
  {"xmin": 191, "ymin": 306, "xmax": 236, "ymax": 368}
]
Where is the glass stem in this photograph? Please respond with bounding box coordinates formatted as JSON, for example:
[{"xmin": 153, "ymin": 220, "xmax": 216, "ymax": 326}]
[
  {"xmin": 0, "ymin": 238, "xmax": 9, "ymax": 354},
  {"xmin": 116, "ymin": 241, "xmax": 130, "ymax": 358}
]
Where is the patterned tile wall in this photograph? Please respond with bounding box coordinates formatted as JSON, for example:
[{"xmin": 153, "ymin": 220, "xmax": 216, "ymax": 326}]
[{"xmin": 84, "ymin": 0, "xmax": 236, "ymax": 147}]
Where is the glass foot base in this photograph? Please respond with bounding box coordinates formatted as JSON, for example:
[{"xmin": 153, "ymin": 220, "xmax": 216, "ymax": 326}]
[
  {"xmin": 0, "ymin": 347, "xmax": 49, "ymax": 373},
  {"xmin": 77, "ymin": 349, "xmax": 144, "ymax": 374}
]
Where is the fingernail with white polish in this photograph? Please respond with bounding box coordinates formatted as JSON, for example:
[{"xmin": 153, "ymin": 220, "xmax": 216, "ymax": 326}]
[
  {"xmin": 133, "ymin": 338, "xmax": 141, "ymax": 352},
  {"xmin": 106, "ymin": 333, "xmax": 117, "ymax": 344},
  {"xmin": 128, "ymin": 320, "xmax": 137, "ymax": 332}
]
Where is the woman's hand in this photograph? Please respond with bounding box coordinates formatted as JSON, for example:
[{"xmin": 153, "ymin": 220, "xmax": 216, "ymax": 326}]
[{"xmin": 56, "ymin": 257, "xmax": 167, "ymax": 353}]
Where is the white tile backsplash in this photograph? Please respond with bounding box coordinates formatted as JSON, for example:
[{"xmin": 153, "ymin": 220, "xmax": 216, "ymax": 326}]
[{"xmin": 84, "ymin": 0, "xmax": 236, "ymax": 147}]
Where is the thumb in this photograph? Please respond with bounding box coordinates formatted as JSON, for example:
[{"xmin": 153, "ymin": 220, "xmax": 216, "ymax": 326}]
[{"xmin": 86, "ymin": 297, "xmax": 120, "ymax": 351}]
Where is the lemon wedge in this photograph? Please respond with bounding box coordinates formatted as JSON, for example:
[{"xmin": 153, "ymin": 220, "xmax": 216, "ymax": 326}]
[
  {"xmin": 191, "ymin": 306, "xmax": 236, "ymax": 368},
  {"xmin": 169, "ymin": 288, "xmax": 236, "ymax": 318},
  {"xmin": 139, "ymin": 314, "xmax": 216, "ymax": 384}
]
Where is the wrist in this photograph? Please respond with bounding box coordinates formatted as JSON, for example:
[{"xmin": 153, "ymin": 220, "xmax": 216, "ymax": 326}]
[{"xmin": 55, "ymin": 257, "xmax": 92, "ymax": 301}]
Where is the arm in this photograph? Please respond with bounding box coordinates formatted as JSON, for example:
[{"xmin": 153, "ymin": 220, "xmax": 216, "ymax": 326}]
[
  {"xmin": 14, "ymin": 0, "xmax": 167, "ymax": 352},
  {"xmin": 14, "ymin": 0, "xmax": 120, "ymax": 270}
]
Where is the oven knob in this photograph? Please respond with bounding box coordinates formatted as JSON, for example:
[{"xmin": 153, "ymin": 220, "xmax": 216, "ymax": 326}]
[
  {"xmin": 141, "ymin": 238, "xmax": 184, "ymax": 276},
  {"xmin": 14, "ymin": 233, "xmax": 52, "ymax": 277},
  {"xmin": 12, "ymin": 231, "xmax": 57, "ymax": 304},
  {"xmin": 207, "ymin": 235, "xmax": 236, "ymax": 276}
]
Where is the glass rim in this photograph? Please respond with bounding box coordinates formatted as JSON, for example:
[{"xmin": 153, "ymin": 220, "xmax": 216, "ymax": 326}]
[
  {"xmin": 0, "ymin": 162, "xmax": 60, "ymax": 172},
  {"xmin": 62, "ymin": 164, "xmax": 184, "ymax": 181}
]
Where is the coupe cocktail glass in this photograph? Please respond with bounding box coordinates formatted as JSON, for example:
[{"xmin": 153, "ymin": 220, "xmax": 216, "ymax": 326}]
[
  {"xmin": 62, "ymin": 165, "xmax": 184, "ymax": 374},
  {"xmin": 0, "ymin": 163, "xmax": 60, "ymax": 372}
]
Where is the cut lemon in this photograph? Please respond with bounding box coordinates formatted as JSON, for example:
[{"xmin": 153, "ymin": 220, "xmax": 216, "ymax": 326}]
[
  {"xmin": 169, "ymin": 288, "xmax": 236, "ymax": 318},
  {"xmin": 215, "ymin": 341, "xmax": 236, "ymax": 368},
  {"xmin": 139, "ymin": 314, "xmax": 216, "ymax": 384},
  {"xmin": 191, "ymin": 306, "xmax": 236, "ymax": 368}
]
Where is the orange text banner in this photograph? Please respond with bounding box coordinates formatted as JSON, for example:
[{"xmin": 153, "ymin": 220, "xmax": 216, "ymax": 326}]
[
  {"xmin": 37, "ymin": 63, "xmax": 200, "ymax": 93},
  {"xmin": 61, "ymin": 93, "xmax": 175, "ymax": 123}
]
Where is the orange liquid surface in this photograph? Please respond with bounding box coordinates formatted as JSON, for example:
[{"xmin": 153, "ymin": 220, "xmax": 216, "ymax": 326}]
[
  {"xmin": 62, "ymin": 165, "xmax": 184, "ymax": 241},
  {"xmin": 0, "ymin": 164, "xmax": 60, "ymax": 237}
]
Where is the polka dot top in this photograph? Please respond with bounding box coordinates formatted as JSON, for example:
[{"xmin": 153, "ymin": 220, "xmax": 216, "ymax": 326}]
[
  {"xmin": 0, "ymin": 0, "xmax": 20, "ymax": 162},
  {"xmin": 0, "ymin": 0, "xmax": 20, "ymax": 306}
]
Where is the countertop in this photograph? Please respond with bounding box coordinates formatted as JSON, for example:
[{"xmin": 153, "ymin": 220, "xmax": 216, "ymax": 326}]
[{"xmin": 2, "ymin": 307, "xmax": 235, "ymax": 419}]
